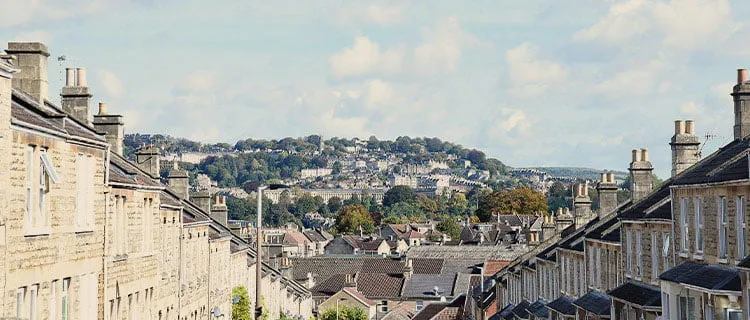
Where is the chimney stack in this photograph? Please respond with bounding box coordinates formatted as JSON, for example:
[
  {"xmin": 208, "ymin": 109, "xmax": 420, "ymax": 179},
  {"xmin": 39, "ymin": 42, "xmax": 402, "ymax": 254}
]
[
  {"xmin": 629, "ymin": 148, "xmax": 654, "ymax": 202},
  {"xmin": 403, "ymin": 259, "xmax": 414, "ymax": 279},
  {"xmin": 167, "ymin": 161, "xmax": 190, "ymax": 200},
  {"xmin": 211, "ymin": 195, "xmax": 228, "ymax": 227},
  {"xmin": 190, "ymin": 190, "xmax": 211, "ymax": 214},
  {"xmin": 541, "ymin": 213, "xmax": 556, "ymax": 241},
  {"xmin": 670, "ymin": 120, "xmax": 700, "ymax": 177},
  {"xmin": 134, "ymin": 145, "xmax": 160, "ymax": 179},
  {"xmin": 92, "ymin": 102, "xmax": 125, "ymax": 155},
  {"xmin": 597, "ymin": 173, "xmax": 618, "ymax": 216},
  {"xmin": 59, "ymin": 67, "xmax": 92, "ymax": 124},
  {"xmin": 573, "ymin": 182, "xmax": 592, "ymax": 228},
  {"xmin": 733, "ymin": 69, "xmax": 750, "ymax": 140},
  {"xmin": 5, "ymin": 42, "xmax": 49, "ymax": 103},
  {"xmin": 555, "ymin": 207, "xmax": 573, "ymax": 233}
]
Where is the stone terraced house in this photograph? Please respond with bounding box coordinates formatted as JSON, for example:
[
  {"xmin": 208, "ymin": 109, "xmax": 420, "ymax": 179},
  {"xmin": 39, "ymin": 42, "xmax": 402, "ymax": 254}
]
[
  {"xmin": 491, "ymin": 69, "xmax": 750, "ymax": 320},
  {"xmin": 0, "ymin": 41, "xmax": 312, "ymax": 320}
]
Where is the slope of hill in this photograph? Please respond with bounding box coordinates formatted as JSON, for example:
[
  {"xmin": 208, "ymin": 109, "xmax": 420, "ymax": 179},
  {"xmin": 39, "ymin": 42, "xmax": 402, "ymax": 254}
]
[{"xmin": 528, "ymin": 167, "xmax": 629, "ymax": 181}]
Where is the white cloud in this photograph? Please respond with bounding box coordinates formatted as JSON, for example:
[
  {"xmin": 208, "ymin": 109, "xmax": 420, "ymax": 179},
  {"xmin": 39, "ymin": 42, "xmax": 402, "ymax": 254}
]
[
  {"xmin": 488, "ymin": 108, "xmax": 532, "ymax": 146},
  {"xmin": 96, "ymin": 69, "xmax": 125, "ymax": 98},
  {"xmin": 506, "ymin": 42, "xmax": 567, "ymax": 85},
  {"xmin": 573, "ymin": 0, "xmax": 737, "ymax": 50},
  {"xmin": 680, "ymin": 101, "xmax": 702, "ymax": 114},
  {"xmin": 328, "ymin": 36, "xmax": 405, "ymax": 79},
  {"xmin": 329, "ymin": 17, "xmax": 481, "ymax": 79},
  {"xmin": 362, "ymin": 79, "xmax": 396, "ymax": 109},
  {"xmin": 338, "ymin": 1, "xmax": 407, "ymax": 25}
]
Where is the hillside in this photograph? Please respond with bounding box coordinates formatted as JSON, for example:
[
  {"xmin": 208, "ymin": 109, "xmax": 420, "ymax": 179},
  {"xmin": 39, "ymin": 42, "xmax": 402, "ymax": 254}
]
[{"xmin": 528, "ymin": 167, "xmax": 629, "ymax": 182}]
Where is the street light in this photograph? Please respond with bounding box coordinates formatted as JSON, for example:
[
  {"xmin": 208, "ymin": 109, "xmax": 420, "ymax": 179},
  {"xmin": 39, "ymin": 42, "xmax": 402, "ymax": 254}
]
[
  {"xmin": 336, "ymin": 298, "xmax": 348, "ymax": 320},
  {"xmin": 255, "ymin": 183, "xmax": 290, "ymax": 319}
]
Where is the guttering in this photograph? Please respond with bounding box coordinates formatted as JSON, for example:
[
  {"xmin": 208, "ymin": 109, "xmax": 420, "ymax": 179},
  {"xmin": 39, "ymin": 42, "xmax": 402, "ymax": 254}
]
[{"xmin": 108, "ymin": 181, "xmax": 165, "ymax": 191}]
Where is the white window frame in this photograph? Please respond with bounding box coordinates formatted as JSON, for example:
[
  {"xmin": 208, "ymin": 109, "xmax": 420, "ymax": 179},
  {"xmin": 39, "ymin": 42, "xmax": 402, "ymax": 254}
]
[
  {"xmin": 651, "ymin": 231, "xmax": 658, "ymax": 282},
  {"xmin": 719, "ymin": 196, "xmax": 728, "ymax": 260},
  {"xmin": 416, "ymin": 300, "xmax": 423, "ymax": 312},
  {"xmin": 595, "ymin": 247, "xmax": 602, "ymax": 289},
  {"xmin": 588, "ymin": 247, "xmax": 595, "ymax": 285},
  {"xmin": 738, "ymin": 196, "xmax": 746, "ymax": 259},
  {"xmin": 662, "ymin": 293, "xmax": 670, "ymax": 319},
  {"xmin": 663, "ymin": 232, "xmax": 671, "ymax": 273},
  {"xmin": 695, "ymin": 198, "xmax": 703, "ymax": 253},
  {"xmin": 636, "ymin": 230, "xmax": 642, "ymax": 279},
  {"xmin": 626, "ymin": 230, "xmax": 633, "ymax": 277},
  {"xmin": 76, "ymin": 153, "xmax": 95, "ymax": 230},
  {"xmin": 30, "ymin": 284, "xmax": 38, "ymax": 320},
  {"xmin": 17, "ymin": 287, "xmax": 26, "ymax": 318},
  {"xmin": 681, "ymin": 197, "xmax": 689, "ymax": 252},
  {"xmin": 61, "ymin": 278, "xmax": 69, "ymax": 320}
]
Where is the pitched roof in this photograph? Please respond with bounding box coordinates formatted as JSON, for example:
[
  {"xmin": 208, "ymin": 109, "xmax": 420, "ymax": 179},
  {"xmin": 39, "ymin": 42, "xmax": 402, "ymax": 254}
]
[
  {"xmin": 303, "ymin": 229, "xmax": 329, "ymax": 242},
  {"xmin": 11, "ymin": 89, "xmax": 105, "ymax": 143},
  {"xmin": 412, "ymin": 258, "xmax": 444, "ymax": 274},
  {"xmin": 526, "ymin": 299, "xmax": 549, "ymax": 318},
  {"xmin": 310, "ymin": 273, "xmax": 404, "ymax": 299},
  {"xmin": 109, "ymin": 153, "xmax": 161, "ymax": 187},
  {"xmin": 484, "ymin": 260, "xmax": 511, "ymax": 275},
  {"xmin": 672, "ymin": 139, "xmax": 750, "ymax": 186},
  {"xmin": 510, "ymin": 300, "xmax": 530, "ymax": 319},
  {"xmin": 402, "ymin": 274, "xmax": 457, "ymax": 298},
  {"xmin": 659, "ymin": 261, "xmax": 741, "ymax": 292},
  {"xmin": 738, "ymin": 255, "xmax": 750, "ymax": 269},
  {"xmin": 412, "ymin": 295, "xmax": 466, "ymax": 320},
  {"xmin": 608, "ymin": 281, "xmax": 661, "ymax": 308},
  {"xmin": 546, "ymin": 296, "xmax": 576, "ymax": 316},
  {"xmin": 342, "ymin": 287, "xmax": 375, "ymax": 306},
  {"xmin": 283, "ymin": 232, "xmax": 311, "ymax": 245},
  {"xmin": 573, "ymin": 291, "xmax": 611, "ymax": 316},
  {"xmin": 360, "ymin": 258, "xmax": 405, "ymax": 274}
]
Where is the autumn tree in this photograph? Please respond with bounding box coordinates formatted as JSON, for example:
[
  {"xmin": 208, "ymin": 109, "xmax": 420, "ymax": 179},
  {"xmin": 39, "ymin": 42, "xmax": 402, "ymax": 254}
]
[
  {"xmin": 476, "ymin": 187, "xmax": 547, "ymax": 222},
  {"xmin": 437, "ymin": 216, "xmax": 461, "ymax": 240},
  {"xmin": 335, "ymin": 205, "xmax": 375, "ymax": 234}
]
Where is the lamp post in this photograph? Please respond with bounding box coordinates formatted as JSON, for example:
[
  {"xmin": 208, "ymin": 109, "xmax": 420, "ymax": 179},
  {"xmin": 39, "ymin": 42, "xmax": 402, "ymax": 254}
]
[
  {"xmin": 336, "ymin": 298, "xmax": 348, "ymax": 320},
  {"xmin": 255, "ymin": 183, "xmax": 290, "ymax": 319}
]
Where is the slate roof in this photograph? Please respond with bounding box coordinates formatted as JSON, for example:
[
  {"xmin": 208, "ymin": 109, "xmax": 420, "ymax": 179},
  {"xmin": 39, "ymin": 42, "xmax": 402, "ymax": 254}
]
[
  {"xmin": 412, "ymin": 304, "xmax": 446, "ymax": 320},
  {"xmin": 283, "ymin": 232, "xmax": 311, "ymax": 245},
  {"xmin": 440, "ymin": 259, "xmax": 483, "ymax": 275},
  {"xmin": 109, "ymin": 153, "xmax": 161, "ymax": 187},
  {"xmin": 672, "ymin": 139, "xmax": 750, "ymax": 186},
  {"xmin": 738, "ymin": 255, "xmax": 750, "ymax": 269},
  {"xmin": 412, "ymin": 295, "xmax": 466, "ymax": 320},
  {"xmin": 11, "ymin": 89, "xmax": 105, "ymax": 143},
  {"xmin": 402, "ymin": 274, "xmax": 457, "ymax": 298},
  {"xmin": 546, "ymin": 296, "xmax": 576, "ymax": 316},
  {"xmin": 510, "ymin": 300, "xmax": 530, "ymax": 319},
  {"xmin": 412, "ymin": 258, "xmax": 444, "ymax": 274},
  {"xmin": 492, "ymin": 304, "xmax": 514, "ymax": 320},
  {"xmin": 659, "ymin": 261, "xmax": 741, "ymax": 292},
  {"xmin": 618, "ymin": 182, "xmax": 672, "ymax": 221},
  {"xmin": 303, "ymin": 229, "xmax": 330, "ymax": 242},
  {"xmin": 526, "ymin": 299, "xmax": 549, "ymax": 318},
  {"xmin": 360, "ymin": 258, "xmax": 405, "ymax": 274},
  {"xmin": 573, "ymin": 291, "xmax": 611, "ymax": 316},
  {"xmin": 342, "ymin": 287, "xmax": 375, "ymax": 306},
  {"xmin": 608, "ymin": 281, "xmax": 661, "ymax": 308}
]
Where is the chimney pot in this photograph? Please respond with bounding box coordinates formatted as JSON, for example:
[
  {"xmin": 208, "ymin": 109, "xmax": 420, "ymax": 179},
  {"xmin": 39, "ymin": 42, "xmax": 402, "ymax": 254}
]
[
  {"xmin": 608, "ymin": 173, "xmax": 614, "ymax": 183},
  {"xmin": 641, "ymin": 148, "xmax": 649, "ymax": 162},
  {"xmin": 65, "ymin": 68, "xmax": 75, "ymax": 87},
  {"xmin": 632, "ymin": 149, "xmax": 640, "ymax": 162},
  {"xmin": 685, "ymin": 120, "xmax": 695, "ymax": 135},
  {"xmin": 98, "ymin": 102, "xmax": 107, "ymax": 115},
  {"xmin": 739, "ymin": 69, "xmax": 748, "ymax": 84},
  {"xmin": 675, "ymin": 120, "xmax": 685, "ymax": 135},
  {"xmin": 76, "ymin": 68, "xmax": 87, "ymax": 87},
  {"xmin": 600, "ymin": 173, "xmax": 606, "ymax": 182}
]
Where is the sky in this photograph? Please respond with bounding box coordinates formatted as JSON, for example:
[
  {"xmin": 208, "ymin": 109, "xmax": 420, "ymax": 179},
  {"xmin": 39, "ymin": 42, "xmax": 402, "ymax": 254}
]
[{"xmin": 2, "ymin": 0, "xmax": 750, "ymax": 178}]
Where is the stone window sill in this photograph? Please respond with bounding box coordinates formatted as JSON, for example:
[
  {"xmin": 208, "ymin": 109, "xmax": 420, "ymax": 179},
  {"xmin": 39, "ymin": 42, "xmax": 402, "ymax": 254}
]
[
  {"xmin": 679, "ymin": 252, "xmax": 689, "ymax": 258},
  {"xmin": 717, "ymin": 258, "xmax": 729, "ymax": 264},
  {"xmin": 112, "ymin": 254, "xmax": 129, "ymax": 262},
  {"xmin": 24, "ymin": 226, "xmax": 51, "ymax": 237},
  {"xmin": 693, "ymin": 253, "xmax": 704, "ymax": 260}
]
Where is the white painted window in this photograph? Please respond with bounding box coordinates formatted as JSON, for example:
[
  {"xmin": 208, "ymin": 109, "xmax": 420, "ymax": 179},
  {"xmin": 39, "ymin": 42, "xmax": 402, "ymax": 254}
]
[
  {"xmin": 636, "ymin": 231, "xmax": 642, "ymax": 278},
  {"xmin": 706, "ymin": 305, "xmax": 714, "ymax": 320},
  {"xmin": 695, "ymin": 198, "xmax": 703, "ymax": 253},
  {"xmin": 25, "ymin": 146, "xmax": 57, "ymax": 233},
  {"xmin": 50, "ymin": 280, "xmax": 57, "ymax": 320},
  {"xmin": 719, "ymin": 197, "xmax": 728, "ymax": 260},
  {"xmin": 738, "ymin": 196, "xmax": 746, "ymax": 259},
  {"xmin": 30, "ymin": 284, "xmax": 38, "ymax": 320},
  {"xmin": 26, "ymin": 146, "xmax": 33, "ymax": 228},
  {"xmin": 662, "ymin": 293, "xmax": 670, "ymax": 319},
  {"xmin": 595, "ymin": 247, "xmax": 601, "ymax": 289},
  {"xmin": 61, "ymin": 278, "xmax": 69, "ymax": 320},
  {"xmin": 626, "ymin": 230, "xmax": 633, "ymax": 276},
  {"xmin": 681, "ymin": 197, "xmax": 689, "ymax": 252},
  {"xmin": 17, "ymin": 287, "xmax": 25, "ymax": 318},
  {"xmin": 573, "ymin": 259, "xmax": 579, "ymax": 295},
  {"xmin": 588, "ymin": 247, "xmax": 595, "ymax": 286},
  {"xmin": 679, "ymin": 296, "xmax": 696, "ymax": 320},
  {"xmin": 76, "ymin": 153, "xmax": 95, "ymax": 229},
  {"xmin": 416, "ymin": 301, "xmax": 423, "ymax": 312},
  {"xmin": 651, "ymin": 231, "xmax": 658, "ymax": 282},
  {"xmin": 663, "ymin": 233, "xmax": 671, "ymax": 273}
]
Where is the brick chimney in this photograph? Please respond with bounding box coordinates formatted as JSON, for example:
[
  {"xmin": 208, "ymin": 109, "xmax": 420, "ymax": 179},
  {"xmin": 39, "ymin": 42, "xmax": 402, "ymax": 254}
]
[
  {"xmin": 190, "ymin": 190, "xmax": 211, "ymax": 214},
  {"xmin": 597, "ymin": 173, "xmax": 618, "ymax": 216},
  {"xmin": 5, "ymin": 42, "xmax": 49, "ymax": 103},
  {"xmin": 134, "ymin": 145, "xmax": 160, "ymax": 179},
  {"xmin": 211, "ymin": 195, "xmax": 228, "ymax": 226},
  {"xmin": 555, "ymin": 207, "xmax": 573, "ymax": 233},
  {"xmin": 670, "ymin": 120, "xmax": 700, "ymax": 177},
  {"xmin": 92, "ymin": 102, "xmax": 124, "ymax": 155},
  {"xmin": 734, "ymin": 69, "xmax": 750, "ymax": 140},
  {"xmin": 541, "ymin": 213, "xmax": 556, "ymax": 241},
  {"xmin": 60, "ymin": 67, "xmax": 92, "ymax": 123},
  {"xmin": 629, "ymin": 148, "xmax": 653, "ymax": 202},
  {"xmin": 167, "ymin": 161, "xmax": 189, "ymax": 200},
  {"xmin": 403, "ymin": 259, "xmax": 414, "ymax": 279},
  {"xmin": 573, "ymin": 182, "xmax": 592, "ymax": 228}
]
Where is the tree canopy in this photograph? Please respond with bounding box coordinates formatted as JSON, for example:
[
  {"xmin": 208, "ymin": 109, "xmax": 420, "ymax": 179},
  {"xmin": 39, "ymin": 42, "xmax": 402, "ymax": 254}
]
[
  {"xmin": 232, "ymin": 286, "xmax": 251, "ymax": 320},
  {"xmin": 320, "ymin": 306, "xmax": 368, "ymax": 320},
  {"xmin": 336, "ymin": 205, "xmax": 375, "ymax": 234},
  {"xmin": 383, "ymin": 185, "xmax": 417, "ymax": 207},
  {"xmin": 475, "ymin": 187, "xmax": 547, "ymax": 222}
]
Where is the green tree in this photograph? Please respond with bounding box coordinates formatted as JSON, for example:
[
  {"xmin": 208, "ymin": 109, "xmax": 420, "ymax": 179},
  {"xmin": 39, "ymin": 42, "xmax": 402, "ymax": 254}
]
[
  {"xmin": 232, "ymin": 286, "xmax": 251, "ymax": 320},
  {"xmin": 476, "ymin": 187, "xmax": 548, "ymax": 222},
  {"xmin": 448, "ymin": 193, "xmax": 469, "ymax": 216},
  {"xmin": 383, "ymin": 185, "xmax": 417, "ymax": 207},
  {"xmin": 436, "ymin": 217, "xmax": 461, "ymax": 240},
  {"xmin": 332, "ymin": 161, "xmax": 343, "ymax": 175},
  {"xmin": 336, "ymin": 205, "xmax": 375, "ymax": 234},
  {"xmin": 320, "ymin": 306, "xmax": 368, "ymax": 320},
  {"xmin": 328, "ymin": 196, "xmax": 343, "ymax": 214},
  {"xmin": 386, "ymin": 201, "xmax": 421, "ymax": 218}
]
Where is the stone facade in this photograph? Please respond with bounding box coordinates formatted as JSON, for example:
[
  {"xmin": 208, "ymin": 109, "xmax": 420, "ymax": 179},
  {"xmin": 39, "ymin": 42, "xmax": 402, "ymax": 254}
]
[{"xmin": 0, "ymin": 42, "xmax": 314, "ymax": 320}]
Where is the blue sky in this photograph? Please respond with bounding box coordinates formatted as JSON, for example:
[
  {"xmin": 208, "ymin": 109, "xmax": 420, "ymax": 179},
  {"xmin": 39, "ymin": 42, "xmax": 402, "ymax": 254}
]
[{"xmin": 3, "ymin": 0, "xmax": 750, "ymax": 178}]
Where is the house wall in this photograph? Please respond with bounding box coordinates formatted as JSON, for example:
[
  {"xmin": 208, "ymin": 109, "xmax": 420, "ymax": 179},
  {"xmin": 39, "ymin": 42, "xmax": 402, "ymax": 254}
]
[
  {"xmin": 3, "ymin": 129, "xmax": 106, "ymax": 319},
  {"xmin": 179, "ymin": 224, "xmax": 210, "ymax": 319},
  {"xmin": 209, "ymin": 237, "xmax": 231, "ymax": 318}
]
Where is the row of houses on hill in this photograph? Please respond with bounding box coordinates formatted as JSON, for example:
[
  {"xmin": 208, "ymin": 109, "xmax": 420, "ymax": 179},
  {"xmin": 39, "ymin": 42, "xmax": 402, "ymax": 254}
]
[{"xmin": 488, "ymin": 70, "xmax": 750, "ymax": 320}]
